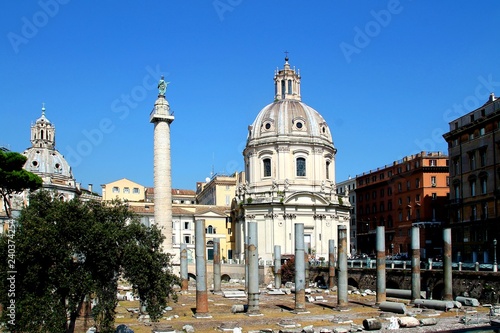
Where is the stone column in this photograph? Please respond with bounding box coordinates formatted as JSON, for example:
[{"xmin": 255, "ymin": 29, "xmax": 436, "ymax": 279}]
[
  {"xmin": 150, "ymin": 93, "xmax": 174, "ymax": 255},
  {"xmin": 376, "ymin": 226, "xmax": 386, "ymax": 304},
  {"xmin": 213, "ymin": 238, "xmax": 221, "ymax": 293},
  {"xmin": 337, "ymin": 225, "xmax": 348, "ymax": 308},
  {"xmin": 411, "ymin": 226, "xmax": 421, "ymax": 302},
  {"xmin": 194, "ymin": 219, "xmax": 211, "ymax": 318},
  {"xmin": 329, "ymin": 239, "xmax": 335, "ymax": 289},
  {"xmin": 247, "ymin": 222, "xmax": 261, "ymax": 315},
  {"xmin": 180, "ymin": 243, "xmax": 188, "ymax": 292},
  {"xmin": 274, "ymin": 245, "xmax": 281, "ymax": 289},
  {"xmin": 443, "ymin": 228, "xmax": 453, "ymax": 301},
  {"xmin": 294, "ymin": 223, "xmax": 307, "ymax": 313}
]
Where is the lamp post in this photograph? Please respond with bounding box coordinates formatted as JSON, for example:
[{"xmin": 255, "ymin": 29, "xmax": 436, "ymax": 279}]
[{"xmin": 494, "ymin": 238, "xmax": 498, "ymax": 272}]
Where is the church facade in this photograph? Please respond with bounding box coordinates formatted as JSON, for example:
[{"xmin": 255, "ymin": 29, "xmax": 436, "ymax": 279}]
[{"xmin": 231, "ymin": 58, "xmax": 351, "ymax": 264}]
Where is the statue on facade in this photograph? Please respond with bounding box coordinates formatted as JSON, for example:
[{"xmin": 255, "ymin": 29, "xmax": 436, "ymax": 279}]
[{"xmin": 158, "ymin": 76, "xmax": 169, "ymax": 96}]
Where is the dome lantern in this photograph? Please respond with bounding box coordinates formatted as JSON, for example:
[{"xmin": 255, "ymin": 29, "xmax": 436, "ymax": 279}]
[{"xmin": 274, "ymin": 56, "xmax": 301, "ymax": 101}]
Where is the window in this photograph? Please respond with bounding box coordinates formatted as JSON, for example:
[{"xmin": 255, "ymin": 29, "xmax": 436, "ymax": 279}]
[
  {"xmin": 398, "ymin": 182, "xmax": 402, "ymax": 192},
  {"xmin": 388, "ymin": 200, "xmax": 393, "ymax": 210},
  {"xmin": 296, "ymin": 157, "xmax": 306, "ymax": 176},
  {"xmin": 406, "ymin": 163, "xmax": 411, "ymax": 171},
  {"xmin": 133, "ymin": 187, "xmax": 140, "ymax": 194},
  {"xmin": 380, "ymin": 188, "xmax": 385, "ymax": 197},
  {"xmin": 415, "ymin": 178, "xmax": 420, "ymax": 188},
  {"xmin": 471, "ymin": 205, "xmax": 477, "ymax": 221},
  {"xmin": 406, "ymin": 180, "xmax": 411, "ymax": 190},
  {"xmin": 429, "ymin": 159, "xmax": 437, "ymax": 166},
  {"xmin": 184, "ymin": 235, "xmax": 191, "ymax": 244},
  {"xmin": 123, "ymin": 187, "xmax": 130, "ymax": 194},
  {"xmin": 288, "ymin": 79, "xmax": 292, "ymax": 94},
  {"xmin": 326, "ymin": 161, "xmax": 330, "ymax": 179},
  {"xmin": 263, "ymin": 158, "xmax": 271, "ymax": 177},
  {"xmin": 470, "ymin": 180, "xmax": 476, "ymax": 197},
  {"xmin": 453, "ymin": 158, "xmax": 460, "ymax": 175},
  {"xmin": 469, "ymin": 152, "xmax": 476, "ymax": 170},
  {"xmin": 454, "ymin": 184, "xmax": 460, "ymax": 198},
  {"xmin": 184, "ymin": 222, "xmax": 190, "ymax": 230},
  {"xmin": 388, "ymin": 170, "xmax": 393, "ymax": 177},
  {"xmin": 398, "ymin": 198, "xmax": 402, "ymax": 205},
  {"xmin": 387, "ymin": 187, "xmax": 392, "ymax": 195},
  {"xmin": 407, "ymin": 196, "xmax": 411, "ymax": 204},
  {"xmin": 416, "ymin": 194, "xmax": 420, "ymax": 202},
  {"xmin": 480, "ymin": 149, "xmax": 487, "ymax": 167},
  {"xmin": 380, "ymin": 203, "xmax": 385, "ymax": 212},
  {"xmin": 480, "ymin": 127, "xmax": 485, "ymax": 136},
  {"xmin": 226, "ymin": 195, "xmax": 230, "ymax": 206},
  {"xmin": 432, "ymin": 192, "xmax": 437, "ymax": 200},
  {"xmin": 481, "ymin": 177, "xmax": 487, "ymax": 194},
  {"xmin": 372, "ymin": 191, "xmax": 376, "ymax": 199},
  {"xmin": 482, "ymin": 202, "xmax": 488, "ymax": 220},
  {"xmin": 207, "ymin": 225, "xmax": 214, "ymax": 234},
  {"xmin": 112, "ymin": 187, "xmax": 119, "ymax": 193},
  {"xmin": 431, "ymin": 176, "xmax": 436, "ymax": 187}
]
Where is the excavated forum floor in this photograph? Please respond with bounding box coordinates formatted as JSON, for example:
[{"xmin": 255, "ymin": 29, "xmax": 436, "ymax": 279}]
[{"xmin": 77, "ymin": 283, "xmax": 498, "ymax": 333}]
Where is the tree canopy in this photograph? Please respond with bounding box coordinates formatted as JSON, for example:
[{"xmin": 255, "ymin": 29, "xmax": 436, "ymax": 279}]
[
  {"xmin": 0, "ymin": 191, "xmax": 179, "ymax": 333},
  {"xmin": 0, "ymin": 150, "xmax": 42, "ymax": 217}
]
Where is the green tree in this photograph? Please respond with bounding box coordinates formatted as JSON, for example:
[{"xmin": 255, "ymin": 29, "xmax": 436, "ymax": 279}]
[
  {"xmin": 0, "ymin": 150, "xmax": 42, "ymax": 217},
  {"xmin": 0, "ymin": 191, "xmax": 179, "ymax": 333}
]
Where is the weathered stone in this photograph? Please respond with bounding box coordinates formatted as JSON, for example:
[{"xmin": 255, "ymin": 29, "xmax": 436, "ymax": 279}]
[
  {"xmin": 362, "ymin": 318, "xmax": 382, "ymax": 330},
  {"xmin": 398, "ymin": 316, "xmax": 420, "ymax": 328}
]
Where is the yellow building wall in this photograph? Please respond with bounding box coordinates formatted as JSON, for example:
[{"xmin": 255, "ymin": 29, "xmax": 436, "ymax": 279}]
[{"xmin": 101, "ymin": 178, "xmax": 146, "ymax": 202}]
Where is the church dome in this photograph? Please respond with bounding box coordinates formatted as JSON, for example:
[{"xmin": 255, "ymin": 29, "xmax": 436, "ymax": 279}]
[
  {"xmin": 23, "ymin": 105, "xmax": 74, "ymax": 182},
  {"xmin": 23, "ymin": 147, "xmax": 73, "ymax": 179},
  {"xmin": 248, "ymin": 99, "xmax": 333, "ymax": 146},
  {"xmin": 246, "ymin": 57, "xmax": 334, "ymax": 150}
]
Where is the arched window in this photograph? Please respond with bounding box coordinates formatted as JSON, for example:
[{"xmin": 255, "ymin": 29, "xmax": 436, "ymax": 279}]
[
  {"xmin": 296, "ymin": 157, "xmax": 306, "ymax": 176},
  {"xmin": 281, "ymin": 80, "xmax": 286, "ymax": 99},
  {"xmin": 326, "ymin": 161, "xmax": 330, "ymax": 179},
  {"xmin": 207, "ymin": 225, "xmax": 214, "ymax": 234},
  {"xmin": 263, "ymin": 158, "xmax": 271, "ymax": 177},
  {"xmin": 288, "ymin": 79, "xmax": 292, "ymax": 94}
]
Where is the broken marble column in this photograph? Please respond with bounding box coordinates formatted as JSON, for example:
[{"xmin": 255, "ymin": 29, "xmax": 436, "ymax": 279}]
[
  {"xmin": 274, "ymin": 245, "xmax": 281, "ymax": 289},
  {"xmin": 194, "ymin": 219, "xmax": 210, "ymax": 318},
  {"xmin": 329, "ymin": 239, "xmax": 335, "ymax": 289},
  {"xmin": 337, "ymin": 225, "xmax": 348, "ymax": 308},
  {"xmin": 213, "ymin": 237, "xmax": 221, "ymax": 293},
  {"xmin": 376, "ymin": 226, "xmax": 386, "ymax": 304},
  {"xmin": 247, "ymin": 221, "xmax": 261, "ymax": 315},
  {"xmin": 411, "ymin": 226, "xmax": 421, "ymax": 303},
  {"xmin": 294, "ymin": 223, "xmax": 307, "ymax": 313},
  {"xmin": 180, "ymin": 243, "xmax": 188, "ymax": 292},
  {"xmin": 443, "ymin": 228, "xmax": 453, "ymax": 301}
]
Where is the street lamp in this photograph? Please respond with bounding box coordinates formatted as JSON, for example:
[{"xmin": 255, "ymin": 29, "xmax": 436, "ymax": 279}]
[{"xmin": 494, "ymin": 238, "xmax": 498, "ymax": 272}]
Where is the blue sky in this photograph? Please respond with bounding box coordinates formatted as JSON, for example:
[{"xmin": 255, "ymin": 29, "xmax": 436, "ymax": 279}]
[{"xmin": 1, "ymin": 1, "xmax": 500, "ymax": 192}]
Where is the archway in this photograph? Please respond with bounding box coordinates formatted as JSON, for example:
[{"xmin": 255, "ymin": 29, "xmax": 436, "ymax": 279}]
[
  {"xmin": 348, "ymin": 277, "xmax": 359, "ymax": 289},
  {"xmin": 221, "ymin": 274, "xmax": 231, "ymax": 282}
]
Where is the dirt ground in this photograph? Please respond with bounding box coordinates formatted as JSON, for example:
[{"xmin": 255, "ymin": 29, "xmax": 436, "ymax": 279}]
[{"xmin": 77, "ymin": 283, "xmax": 497, "ymax": 333}]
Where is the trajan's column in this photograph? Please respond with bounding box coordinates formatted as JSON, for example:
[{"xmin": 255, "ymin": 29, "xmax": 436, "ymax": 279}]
[{"xmin": 150, "ymin": 76, "xmax": 174, "ymax": 254}]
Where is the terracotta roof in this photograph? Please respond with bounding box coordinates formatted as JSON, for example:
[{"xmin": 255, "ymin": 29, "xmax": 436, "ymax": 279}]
[{"xmin": 195, "ymin": 206, "xmax": 229, "ymax": 216}]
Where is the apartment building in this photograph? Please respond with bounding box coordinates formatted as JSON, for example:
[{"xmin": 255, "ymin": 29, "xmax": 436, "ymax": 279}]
[
  {"xmin": 443, "ymin": 92, "xmax": 500, "ymax": 262},
  {"xmin": 356, "ymin": 152, "xmax": 449, "ymax": 259}
]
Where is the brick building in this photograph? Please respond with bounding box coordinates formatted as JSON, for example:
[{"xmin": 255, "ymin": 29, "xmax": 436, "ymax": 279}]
[{"xmin": 356, "ymin": 152, "xmax": 449, "ymax": 260}]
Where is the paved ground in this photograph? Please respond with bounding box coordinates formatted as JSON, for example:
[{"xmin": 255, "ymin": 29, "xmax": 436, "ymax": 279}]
[{"xmin": 78, "ymin": 283, "xmax": 498, "ymax": 333}]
